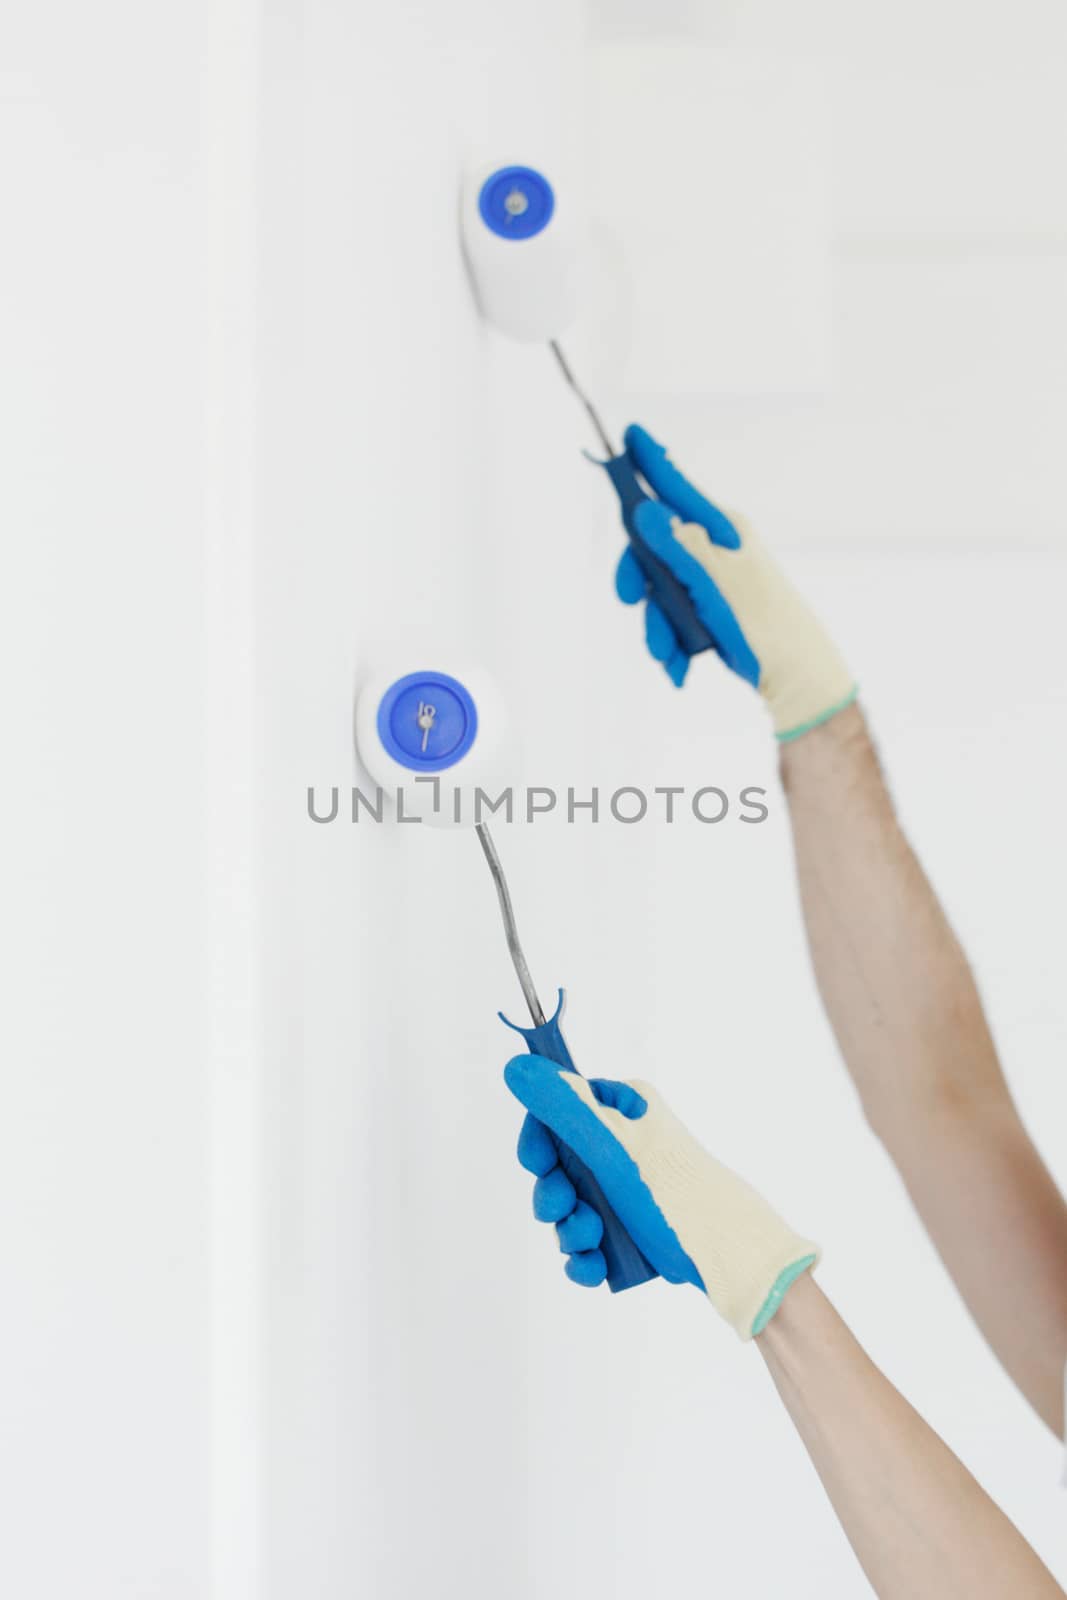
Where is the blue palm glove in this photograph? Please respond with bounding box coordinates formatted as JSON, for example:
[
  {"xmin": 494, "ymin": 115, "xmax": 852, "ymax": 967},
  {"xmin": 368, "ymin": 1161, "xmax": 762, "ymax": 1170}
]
[
  {"xmin": 615, "ymin": 425, "xmax": 857, "ymax": 741},
  {"xmin": 615, "ymin": 424, "xmax": 758, "ymax": 691},
  {"xmin": 506, "ymin": 1054, "xmax": 819, "ymax": 1338}
]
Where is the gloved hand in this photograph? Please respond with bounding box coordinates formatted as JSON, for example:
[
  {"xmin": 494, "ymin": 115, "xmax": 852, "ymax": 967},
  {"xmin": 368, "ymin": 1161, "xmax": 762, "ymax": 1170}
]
[
  {"xmin": 616, "ymin": 424, "xmax": 857, "ymax": 742},
  {"xmin": 505, "ymin": 1054, "xmax": 819, "ymax": 1339}
]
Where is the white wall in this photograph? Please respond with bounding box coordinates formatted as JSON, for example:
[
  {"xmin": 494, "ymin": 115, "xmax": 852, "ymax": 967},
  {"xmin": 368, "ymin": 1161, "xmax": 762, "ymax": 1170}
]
[
  {"xmin": 1, "ymin": 4, "xmax": 212, "ymax": 1597},
  {"xmin": 4, "ymin": 3, "xmax": 1067, "ymax": 1598},
  {"xmin": 251, "ymin": 5, "xmax": 589, "ymax": 1599}
]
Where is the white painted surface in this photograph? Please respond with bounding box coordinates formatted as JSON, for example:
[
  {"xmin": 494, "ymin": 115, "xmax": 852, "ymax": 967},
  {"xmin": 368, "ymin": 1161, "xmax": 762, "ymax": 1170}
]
[
  {"xmin": 3, "ymin": 3, "xmax": 1067, "ymax": 1598},
  {"xmin": 588, "ymin": 4, "xmax": 1067, "ymax": 547},
  {"xmin": 0, "ymin": 2, "xmax": 212, "ymax": 1597},
  {"xmin": 589, "ymin": 46, "xmax": 832, "ymax": 394}
]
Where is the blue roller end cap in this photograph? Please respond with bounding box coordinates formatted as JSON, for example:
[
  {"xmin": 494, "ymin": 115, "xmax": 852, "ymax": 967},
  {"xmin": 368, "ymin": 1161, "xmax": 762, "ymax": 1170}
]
[
  {"xmin": 478, "ymin": 166, "xmax": 555, "ymax": 241},
  {"xmin": 376, "ymin": 671, "xmax": 478, "ymax": 772}
]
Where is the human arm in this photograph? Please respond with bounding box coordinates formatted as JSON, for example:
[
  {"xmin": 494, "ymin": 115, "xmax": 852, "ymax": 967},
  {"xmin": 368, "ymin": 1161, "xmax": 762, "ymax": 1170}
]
[
  {"xmin": 613, "ymin": 426, "xmax": 1067, "ymax": 1432},
  {"xmin": 505, "ymin": 1057, "xmax": 1064, "ymax": 1599},
  {"xmin": 780, "ymin": 705, "xmax": 1067, "ymax": 1434},
  {"xmin": 758, "ymin": 1270, "xmax": 1064, "ymax": 1599}
]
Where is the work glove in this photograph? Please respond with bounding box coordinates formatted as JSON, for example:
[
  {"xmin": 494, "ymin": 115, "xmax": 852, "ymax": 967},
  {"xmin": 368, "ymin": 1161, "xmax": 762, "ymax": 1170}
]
[
  {"xmin": 505, "ymin": 1054, "xmax": 819, "ymax": 1339},
  {"xmin": 616, "ymin": 424, "xmax": 857, "ymax": 742}
]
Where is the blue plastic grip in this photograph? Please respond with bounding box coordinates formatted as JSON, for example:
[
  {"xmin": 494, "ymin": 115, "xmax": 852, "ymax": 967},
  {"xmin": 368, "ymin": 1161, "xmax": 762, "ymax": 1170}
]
[
  {"xmin": 501, "ymin": 993, "xmax": 658, "ymax": 1294},
  {"xmin": 603, "ymin": 454, "xmax": 716, "ymax": 659}
]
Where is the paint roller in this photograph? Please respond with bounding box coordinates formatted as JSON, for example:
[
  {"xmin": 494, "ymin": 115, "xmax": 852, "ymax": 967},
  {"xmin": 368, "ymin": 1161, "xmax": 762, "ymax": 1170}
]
[
  {"xmin": 460, "ymin": 159, "xmax": 719, "ymax": 660},
  {"xmin": 356, "ymin": 664, "xmax": 656, "ymax": 1292}
]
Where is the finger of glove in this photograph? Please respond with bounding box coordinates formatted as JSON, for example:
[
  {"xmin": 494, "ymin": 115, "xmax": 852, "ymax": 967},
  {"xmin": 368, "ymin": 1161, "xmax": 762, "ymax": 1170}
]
[
  {"xmin": 557, "ymin": 1199, "xmax": 604, "ymax": 1254},
  {"xmin": 624, "ymin": 423, "xmax": 741, "ymax": 549},
  {"xmin": 516, "ymin": 1112, "xmax": 558, "ymax": 1177},
  {"xmin": 644, "ymin": 599, "xmax": 677, "ymax": 663},
  {"xmin": 632, "ymin": 499, "xmax": 731, "ymax": 616},
  {"xmin": 532, "ymin": 1165, "xmax": 578, "ymax": 1224},
  {"xmin": 633, "ymin": 498, "xmax": 720, "ymax": 591},
  {"xmin": 565, "ymin": 1249, "xmax": 608, "ymax": 1288},
  {"xmin": 615, "ymin": 545, "xmax": 648, "ymax": 606},
  {"xmin": 504, "ymin": 1055, "xmax": 640, "ymax": 1157},
  {"xmin": 619, "ymin": 525, "xmax": 689, "ymax": 680},
  {"xmin": 588, "ymin": 1079, "xmax": 649, "ymax": 1119},
  {"xmin": 665, "ymin": 646, "xmax": 690, "ymax": 688}
]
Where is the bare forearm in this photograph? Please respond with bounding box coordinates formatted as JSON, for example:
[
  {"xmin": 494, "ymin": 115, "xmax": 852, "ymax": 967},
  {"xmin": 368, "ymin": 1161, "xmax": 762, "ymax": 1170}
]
[
  {"xmin": 780, "ymin": 706, "xmax": 1003, "ymax": 1125},
  {"xmin": 758, "ymin": 1274, "xmax": 1063, "ymax": 1599},
  {"xmin": 780, "ymin": 706, "xmax": 1067, "ymax": 1430}
]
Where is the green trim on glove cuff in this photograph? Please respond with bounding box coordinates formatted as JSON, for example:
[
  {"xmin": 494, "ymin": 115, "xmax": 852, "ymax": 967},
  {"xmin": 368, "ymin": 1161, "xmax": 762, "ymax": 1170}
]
[
  {"xmin": 750, "ymin": 1254, "xmax": 818, "ymax": 1336},
  {"xmin": 775, "ymin": 686, "xmax": 859, "ymax": 745}
]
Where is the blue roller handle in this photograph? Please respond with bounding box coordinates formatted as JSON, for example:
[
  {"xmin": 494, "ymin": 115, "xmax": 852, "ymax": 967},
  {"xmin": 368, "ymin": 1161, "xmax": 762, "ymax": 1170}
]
[
  {"xmin": 502, "ymin": 992, "xmax": 658, "ymax": 1293},
  {"xmin": 603, "ymin": 454, "xmax": 716, "ymax": 659}
]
